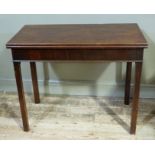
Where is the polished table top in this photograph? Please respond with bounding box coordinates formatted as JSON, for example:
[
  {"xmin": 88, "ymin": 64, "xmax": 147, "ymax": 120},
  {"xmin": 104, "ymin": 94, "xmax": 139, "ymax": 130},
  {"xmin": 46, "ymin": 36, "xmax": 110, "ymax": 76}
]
[{"xmin": 6, "ymin": 24, "xmax": 147, "ymax": 49}]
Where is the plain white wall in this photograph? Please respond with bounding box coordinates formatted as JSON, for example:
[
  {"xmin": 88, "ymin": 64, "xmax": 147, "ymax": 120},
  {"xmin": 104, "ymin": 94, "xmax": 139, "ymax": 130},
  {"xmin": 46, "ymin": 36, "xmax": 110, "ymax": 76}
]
[{"xmin": 0, "ymin": 15, "xmax": 155, "ymax": 97}]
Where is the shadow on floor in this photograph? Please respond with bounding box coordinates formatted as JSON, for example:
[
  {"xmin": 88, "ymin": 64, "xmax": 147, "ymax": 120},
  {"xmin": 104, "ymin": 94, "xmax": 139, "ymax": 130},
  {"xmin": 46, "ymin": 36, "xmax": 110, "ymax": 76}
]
[
  {"xmin": 96, "ymin": 98, "xmax": 130, "ymax": 133},
  {"xmin": 0, "ymin": 103, "xmax": 22, "ymax": 129}
]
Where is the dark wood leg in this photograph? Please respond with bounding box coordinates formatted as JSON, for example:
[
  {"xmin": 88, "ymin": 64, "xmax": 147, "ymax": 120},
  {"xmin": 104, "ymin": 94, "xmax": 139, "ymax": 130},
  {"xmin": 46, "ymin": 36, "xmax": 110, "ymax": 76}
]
[
  {"xmin": 13, "ymin": 62, "xmax": 29, "ymax": 131},
  {"xmin": 124, "ymin": 62, "xmax": 132, "ymax": 105},
  {"xmin": 30, "ymin": 62, "xmax": 40, "ymax": 104},
  {"xmin": 130, "ymin": 62, "xmax": 142, "ymax": 134}
]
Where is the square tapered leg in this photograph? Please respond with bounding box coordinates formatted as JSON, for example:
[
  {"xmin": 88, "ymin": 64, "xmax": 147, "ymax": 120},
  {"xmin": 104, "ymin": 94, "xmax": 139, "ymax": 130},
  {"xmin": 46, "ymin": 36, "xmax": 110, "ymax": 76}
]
[
  {"xmin": 130, "ymin": 62, "xmax": 142, "ymax": 134},
  {"xmin": 13, "ymin": 62, "xmax": 29, "ymax": 131},
  {"xmin": 124, "ymin": 62, "xmax": 132, "ymax": 105},
  {"xmin": 30, "ymin": 62, "xmax": 40, "ymax": 104}
]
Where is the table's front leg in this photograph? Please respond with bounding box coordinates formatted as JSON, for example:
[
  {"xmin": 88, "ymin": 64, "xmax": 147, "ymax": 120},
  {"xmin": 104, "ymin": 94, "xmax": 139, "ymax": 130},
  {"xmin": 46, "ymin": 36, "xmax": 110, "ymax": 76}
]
[
  {"xmin": 13, "ymin": 62, "xmax": 29, "ymax": 131},
  {"xmin": 30, "ymin": 62, "xmax": 40, "ymax": 104},
  {"xmin": 130, "ymin": 62, "xmax": 142, "ymax": 134},
  {"xmin": 124, "ymin": 62, "xmax": 132, "ymax": 105}
]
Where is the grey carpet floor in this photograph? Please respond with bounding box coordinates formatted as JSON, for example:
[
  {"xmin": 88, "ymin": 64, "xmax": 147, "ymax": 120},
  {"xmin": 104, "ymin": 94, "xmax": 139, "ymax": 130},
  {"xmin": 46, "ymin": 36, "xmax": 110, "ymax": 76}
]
[{"xmin": 0, "ymin": 93, "xmax": 155, "ymax": 139}]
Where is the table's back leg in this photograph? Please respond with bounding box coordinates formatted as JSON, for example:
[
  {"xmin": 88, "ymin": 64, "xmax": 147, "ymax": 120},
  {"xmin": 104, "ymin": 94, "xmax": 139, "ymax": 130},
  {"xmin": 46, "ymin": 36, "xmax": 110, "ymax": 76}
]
[
  {"xmin": 13, "ymin": 62, "xmax": 29, "ymax": 131},
  {"xmin": 130, "ymin": 62, "xmax": 142, "ymax": 134},
  {"xmin": 124, "ymin": 62, "xmax": 132, "ymax": 105},
  {"xmin": 30, "ymin": 62, "xmax": 40, "ymax": 104}
]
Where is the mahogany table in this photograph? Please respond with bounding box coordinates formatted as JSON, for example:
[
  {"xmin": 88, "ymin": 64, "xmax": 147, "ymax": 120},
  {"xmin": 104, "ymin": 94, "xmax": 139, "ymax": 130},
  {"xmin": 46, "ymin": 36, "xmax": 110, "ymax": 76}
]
[{"xmin": 6, "ymin": 24, "xmax": 148, "ymax": 134}]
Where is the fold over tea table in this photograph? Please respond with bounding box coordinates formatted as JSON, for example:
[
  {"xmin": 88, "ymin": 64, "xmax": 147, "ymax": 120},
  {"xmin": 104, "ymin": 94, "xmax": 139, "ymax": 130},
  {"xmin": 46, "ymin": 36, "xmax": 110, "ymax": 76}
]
[{"xmin": 6, "ymin": 24, "xmax": 148, "ymax": 134}]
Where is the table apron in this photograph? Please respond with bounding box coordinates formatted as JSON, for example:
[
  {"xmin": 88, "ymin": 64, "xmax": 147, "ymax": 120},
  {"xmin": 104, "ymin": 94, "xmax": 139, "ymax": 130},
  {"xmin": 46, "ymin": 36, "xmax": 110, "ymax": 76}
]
[{"xmin": 12, "ymin": 49, "xmax": 143, "ymax": 61}]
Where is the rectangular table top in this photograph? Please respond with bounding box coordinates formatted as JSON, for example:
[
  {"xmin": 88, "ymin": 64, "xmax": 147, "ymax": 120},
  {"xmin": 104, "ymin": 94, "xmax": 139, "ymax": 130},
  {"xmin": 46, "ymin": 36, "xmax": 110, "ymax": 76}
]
[{"xmin": 6, "ymin": 23, "xmax": 148, "ymax": 49}]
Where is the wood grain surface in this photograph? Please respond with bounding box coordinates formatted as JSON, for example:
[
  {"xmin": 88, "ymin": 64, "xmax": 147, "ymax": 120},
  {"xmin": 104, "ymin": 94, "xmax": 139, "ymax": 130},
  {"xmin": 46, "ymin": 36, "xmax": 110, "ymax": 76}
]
[{"xmin": 6, "ymin": 24, "xmax": 148, "ymax": 49}]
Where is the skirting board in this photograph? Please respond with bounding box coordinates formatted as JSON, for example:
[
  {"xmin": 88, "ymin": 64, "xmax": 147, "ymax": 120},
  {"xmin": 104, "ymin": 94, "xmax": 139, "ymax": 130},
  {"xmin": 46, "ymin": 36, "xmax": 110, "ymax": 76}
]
[{"xmin": 0, "ymin": 78, "xmax": 155, "ymax": 98}]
